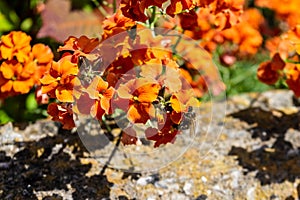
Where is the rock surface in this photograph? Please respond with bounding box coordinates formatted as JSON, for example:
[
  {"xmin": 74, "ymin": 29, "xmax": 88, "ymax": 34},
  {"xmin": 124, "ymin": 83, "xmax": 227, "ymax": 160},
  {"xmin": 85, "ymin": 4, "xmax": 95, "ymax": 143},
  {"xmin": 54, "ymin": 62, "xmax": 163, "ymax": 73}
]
[{"xmin": 1, "ymin": 90, "xmax": 300, "ymax": 200}]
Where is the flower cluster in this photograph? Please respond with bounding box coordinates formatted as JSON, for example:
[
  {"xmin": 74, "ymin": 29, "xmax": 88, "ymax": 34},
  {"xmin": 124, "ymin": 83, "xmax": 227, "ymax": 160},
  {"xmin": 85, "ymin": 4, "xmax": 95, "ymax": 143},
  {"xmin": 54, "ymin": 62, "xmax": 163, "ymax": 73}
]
[
  {"xmin": 255, "ymin": 0, "xmax": 300, "ymax": 28},
  {"xmin": 120, "ymin": 0, "xmax": 245, "ymax": 29},
  {"xmin": 0, "ymin": 31, "xmax": 53, "ymax": 98},
  {"xmin": 1, "ymin": 1, "xmax": 242, "ymax": 147},
  {"xmin": 39, "ymin": 6, "xmax": 222, "ymax": 147},
  {"xmin": 257, "ymin": 25, "xmax": 300, "ymax": 97}
]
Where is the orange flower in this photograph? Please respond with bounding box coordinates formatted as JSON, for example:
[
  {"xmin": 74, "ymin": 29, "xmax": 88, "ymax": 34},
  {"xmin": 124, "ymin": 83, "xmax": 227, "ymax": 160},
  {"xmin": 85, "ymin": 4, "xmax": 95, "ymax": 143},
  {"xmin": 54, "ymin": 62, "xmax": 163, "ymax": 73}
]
[
  {"xmin": 170, "ymin": 89, "xmax": 199, "ymax": 113},
  {"xmin": 104, "ymin": 56, "xmax": 135, "ymax": 87},
  {"xmin": 166, "ymin": 0, "xmax": 195, "ymax": 17},
  {"xmin": 192, "ymin": 0, "xmax": 245, "ymax": 30},
  {"xmin": 40, "ymin": 57, "xmax": 78, "ymax": 102},
  {"xmin": 131, "ymin": 29, "xmax": 173, "ymax": 61},
  {"xmin": 170, "ymin": 89, "xmax": 199, "ymax": 124},
  {"xmin": 265, "ymin": 37, "xmax": 293, "ymax": 60},
  {"xmin": 264, "ymin": 25, "xmax": 300, "ymax": 61},
  {"xmin": 31, "ymin": 43, "xmax": 54, "ymax": 85},
  {"xmin": 115, "ymin": 78, "xmax": 160, "ymax": 123},
  {"xmin": 86, "ymin": 76, "xmax": 114, "ymax": 119},
  {"xmin": 0, "ymin": 31, "xmax": 54, "ymax": 98},
  {"xmin": 222, "ymin": 22, "xmax": 263, "ymax": 56},
  {"xmin": 120, "ymin": 0, "xmax": 167, "ymax": 22},
  {"xmin": 145, "ymin": 114, "xmax": 180, "ymax": 147},
  {"xmin": 140, "ymin": 58, "xmax": 182, "ymax": 93},
  {"xmin": 255, "ymin": 0, "xmax": 300, "ymax": 27},
  {"xmin": 0, "ymin": 59, "xmax": 35, "ymax": 96},
  {"xmin": 284, "ymin": 25, "xmax": 300, "ymax": 55},
  {"xmin": 178, "ymin": 10, "xmax": 199, "ymax": 31},
  {"xmin": 257, "ymin": 53, "xmax": 285, "ymax": 85},
  {"xmin": 0, "ymin": 31, "xmax": 31, "ymax": 63},
  {"xmin": 120, "ymin": 0, "xmax": 148, "ymax": 22},
  {"xmin": 47, "ymin": 102, "xmax": 75, "ymax": 130},
  {"xmin": 285, "ymin": 63, "xmax": 300, "ymax": 97},
  {"xmin": 58, "ymin": 35, "xmax": 100, "ymax": 61},
  {"xmin": 241, "ymin": 8, "xmax": 265, "ymax": 30},
  {"xmin": 102, "ymin": 10, "xmax": 136, "ymax": 40},
  {"xmin": 32, "ymin": 43, "xmax": 54, "ymax": 64}
]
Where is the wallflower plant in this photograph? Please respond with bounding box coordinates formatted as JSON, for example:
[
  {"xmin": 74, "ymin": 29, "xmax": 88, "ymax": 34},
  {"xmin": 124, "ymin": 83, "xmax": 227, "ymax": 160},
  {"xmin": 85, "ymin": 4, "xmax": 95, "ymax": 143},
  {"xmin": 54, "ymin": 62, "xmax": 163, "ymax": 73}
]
[
  {"xmin": 37, "ymin": 0, "xmax": 236, "ymax": 147},
  {"xmin": 2, "ymin": 0, "xmax": 278, "ymax": 148}
]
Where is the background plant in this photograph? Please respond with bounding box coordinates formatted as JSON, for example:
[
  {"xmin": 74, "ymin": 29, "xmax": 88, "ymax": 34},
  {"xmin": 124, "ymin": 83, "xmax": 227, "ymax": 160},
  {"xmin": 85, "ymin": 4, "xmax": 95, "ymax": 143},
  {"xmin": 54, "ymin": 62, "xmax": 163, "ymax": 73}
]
[{"xmin": 0, "ymin": 0, "xmax": 298, "ymax": 146}]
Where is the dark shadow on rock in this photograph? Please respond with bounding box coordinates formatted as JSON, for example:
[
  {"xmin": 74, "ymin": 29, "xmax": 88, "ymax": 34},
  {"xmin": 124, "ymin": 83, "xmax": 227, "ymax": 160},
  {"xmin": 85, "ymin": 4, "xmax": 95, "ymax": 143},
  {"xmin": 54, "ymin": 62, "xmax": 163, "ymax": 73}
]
[
  {"xmin": 228, "ymin": 107, "xmax": 300, "ymax": 185},
  {"xmin": 229, "ymin": 138, "xmax": 300, "ymax": 185},
  {"xmin": 229, "ymin": 107, "xmax": 300, "ymax": 141},
  {"xmin": 0, "ymin": 127, "xmax": 113, "ymax": 199}
]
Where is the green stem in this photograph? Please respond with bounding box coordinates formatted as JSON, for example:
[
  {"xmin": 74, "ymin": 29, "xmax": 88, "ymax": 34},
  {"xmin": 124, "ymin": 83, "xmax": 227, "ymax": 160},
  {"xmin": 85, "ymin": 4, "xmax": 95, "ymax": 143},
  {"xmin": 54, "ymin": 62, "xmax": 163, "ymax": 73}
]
[
  {"xmin": 100, "ymin": 130, "xmax": 122, "ymax": 175},
  {"xmin": 171, "ymin": 30, "xmax": 185, "ymax": 54},
  {"xmin": 113, "ymin": 0, "xmax": 117, "ymax": 13},
  {"xmin": 102, "ymin": 115, "xmax": 112, "ymax": 132},
  {"xmin": 149, "ymin": 6, "xmax": 157, "ymax": 28}
]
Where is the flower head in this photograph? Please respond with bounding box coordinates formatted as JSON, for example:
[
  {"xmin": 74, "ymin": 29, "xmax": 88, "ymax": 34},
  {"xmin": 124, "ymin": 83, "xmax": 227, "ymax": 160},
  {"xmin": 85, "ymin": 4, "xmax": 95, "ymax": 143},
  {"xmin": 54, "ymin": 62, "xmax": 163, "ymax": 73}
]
[
  {"xmin": 40, "ymin": 57, "xmax": 79, "ymax": 102},
  {"xmin": 115, "ymin": 78, "xmax": 161, "ymax": 123},
  {"xmin": 0, "ymin": 31, "xmax": 31, "ymax": 62}
]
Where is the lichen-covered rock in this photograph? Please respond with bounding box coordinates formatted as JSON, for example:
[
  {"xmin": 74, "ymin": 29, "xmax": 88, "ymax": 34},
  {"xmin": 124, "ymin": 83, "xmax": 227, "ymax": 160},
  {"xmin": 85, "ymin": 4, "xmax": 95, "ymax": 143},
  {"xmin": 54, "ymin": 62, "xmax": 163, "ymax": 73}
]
[{"xmin": 1, "ymin": 90, "xmax": 300, "ymax": 199}]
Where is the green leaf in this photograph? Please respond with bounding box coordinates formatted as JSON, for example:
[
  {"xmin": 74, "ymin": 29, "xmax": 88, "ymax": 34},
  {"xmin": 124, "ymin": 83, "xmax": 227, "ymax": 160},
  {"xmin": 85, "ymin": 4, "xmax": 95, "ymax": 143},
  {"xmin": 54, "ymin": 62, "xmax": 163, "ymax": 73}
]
[
  {"xmin": 20, "ymin": 18, "xmax": 33, "ymax": 32},
  {"xmin": 0, "ymin": 110, "xmax": 13, "ymax": 124},
  {"xmin": 0, "ymin": 12, "xmax": 13, "ymax": 32},
  {"xmin": 26, "ymin": 93, "xmax": 38, "ymax": 111},
  {"xmin": 0, "ymin": 1, "xmax": 19, "ymax": 28}
]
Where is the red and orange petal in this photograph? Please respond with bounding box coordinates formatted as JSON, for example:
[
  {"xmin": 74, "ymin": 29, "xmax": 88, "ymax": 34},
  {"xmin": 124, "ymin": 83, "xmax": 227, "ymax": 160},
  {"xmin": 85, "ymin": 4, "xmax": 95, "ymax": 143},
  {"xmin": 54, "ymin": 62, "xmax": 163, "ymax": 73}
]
[
  {"xmin": 178, "ymin": 10, "xmax": 198, "ymax": 30},
  {"xmin": 102, "ymin": 10, "xmax": 136, "ymax": 39},
  {"xmin": 52, "ymin": 58, "xmax": 79, "ymax": 78},
  {"xmin": 32, "ymin": 43, "xmax": 54, "ymax": 64},
  {"xmin": 90, "ymin": 100, "xmax": 106, "ymax": 120},
  {"xmin": 285, "ymin": 64, "xmax": 300, "ymax": 97},
  {"xmin": 120, "ymin": 0, "xmax": 148, "ymax": 22},
  {"xmin": 136, "ymin": 83, "xmax": 161, "ymax": 103},
  {"xmin": 170, "ymin": 89, "xmax": 200, "ymax": 113},
  {"xmin": 257, "ymin": 61, "xmax": 280, "ymax": 85},
  {"xmin": 241, "ymin": 8, "xmax": 265, "ymax": 30},
  {"xmin": 130, "ymin": 48, "xmax": 149, "ymax": 66},
  {"xmin": 86, "ymin": 76, "xmax": 115, "ymax": 114},
  {"xmin": 145, "ymin": 126, "xmax": 179, "ymax": 147},
  {"xmin": 117, "ymin": 78, "xmax": 160, "ymax": 103},
  {"xmin": 55, "ymin": 78, "xmax": 76, "ymax": 102},
  {"xmin": 0, "ymin": 60, "xmax": 22, "ymax": 79},
  {"xmin": 140, "ymin": 59, "xmax": 162, "ymax": 77},
  {"xmin": 59, "ymin": 35, "xmax": 100, "ymax": 55},
  {"xmin": 40, "ymin": 60, "xmax": 78, "ymax": 102},
  {"xmin": 120, "ymin": 0, "xmax": 168, "ymax": 22},
  {"xmin": 166, "ymin": 0, "xmax": 195, "ymax": 17},
  {"xmin": 47, "ymin": 103, "xmax": 75, "ymax": 130},
  {"xmin": 121, "ymin": 126, "xmax": 138, "ymax": 145},
  {"xmin": 86, "ymin": 76, "xmax": 109, "ymax": 99},
  {"xmin": 170, "ymin": 110, "xmax": 183, "ymax": 124},
  {"xmin": 0, "ymin": 60, "xmax": 35, "ymax": 95},
  {"xmin": 127, "ymin": 102, "xmax": 155, "ymax": 123},
  {"xmin": 21, "ymin": 61, "xmax": 37, "ymax": 79},
  {"xmin": 104, "ymin": 56, "xmax": 135, "ymax": 81},
  {"xmin": 270, "ymin": 53, "xmax": 285, "ymax": 71},
  {"xmin": 75, "ymin": 93, "xmax": 95, "ymax": 115},
  {"xmin": 0, "ymin": 31, "xmax": 32, "ymax": 63}
]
